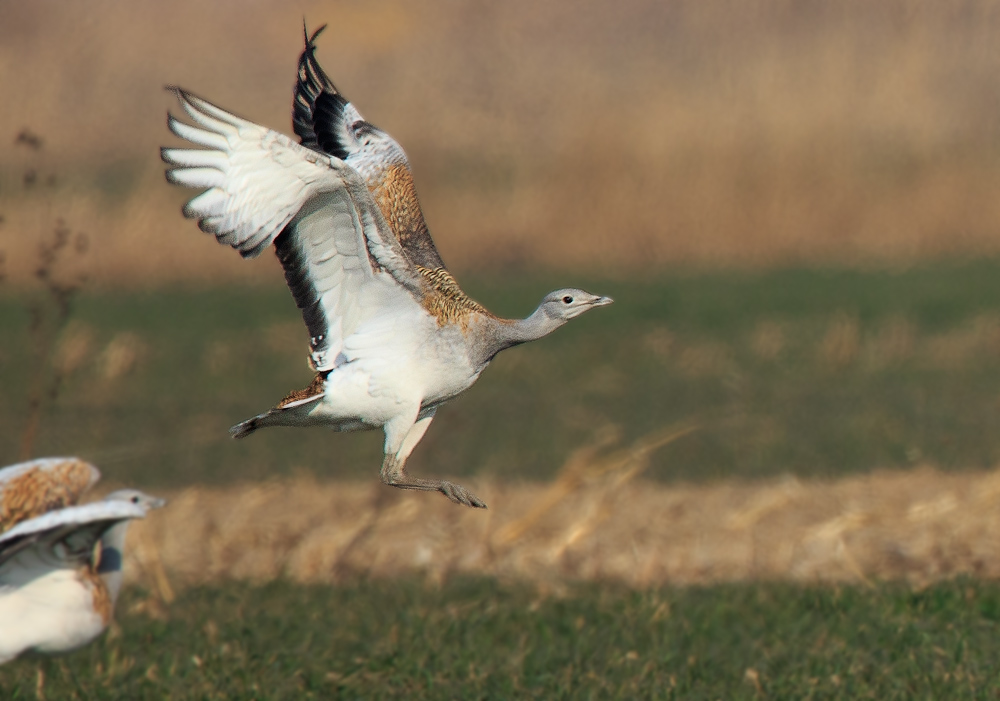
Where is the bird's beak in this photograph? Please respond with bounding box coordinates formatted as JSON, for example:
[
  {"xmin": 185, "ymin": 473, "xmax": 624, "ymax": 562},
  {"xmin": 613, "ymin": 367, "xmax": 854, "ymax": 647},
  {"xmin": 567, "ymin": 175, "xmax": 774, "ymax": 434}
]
[
  {"xmin": 593, "ymin": 296, "xmax": 614, "ymax": 306},
  {"xmin": 150, "ymin": 496, "xmax": 168, "ymax": 510}
]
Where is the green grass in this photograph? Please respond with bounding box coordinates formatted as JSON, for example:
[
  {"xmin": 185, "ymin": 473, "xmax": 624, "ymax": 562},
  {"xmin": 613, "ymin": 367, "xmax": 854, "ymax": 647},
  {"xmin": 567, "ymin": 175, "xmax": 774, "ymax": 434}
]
[
  {"xmin": 3, "ymin": 263, "xmax": 1000, "ymax": 698},
  {"xmin": 3, "ymin": 259, "xmax": 1000, "ymax": 488},
  {"xmin": 2, "ymin": 577, "xmax": 1000, "ymax": 699}
]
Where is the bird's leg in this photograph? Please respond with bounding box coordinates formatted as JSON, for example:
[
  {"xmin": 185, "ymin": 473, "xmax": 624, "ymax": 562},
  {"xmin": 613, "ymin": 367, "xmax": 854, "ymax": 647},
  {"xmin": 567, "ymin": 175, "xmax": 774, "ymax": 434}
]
[
  {"xmin": 379, "ymin": 411, "xmax": 487, "ymax": 509},
  {"xmin": 380, "ymin": 453, "xmax": 487, "ymax": 509},
  {"xmin": 36, "ymin": 663, "xmax": 45, "ymax": 701}
]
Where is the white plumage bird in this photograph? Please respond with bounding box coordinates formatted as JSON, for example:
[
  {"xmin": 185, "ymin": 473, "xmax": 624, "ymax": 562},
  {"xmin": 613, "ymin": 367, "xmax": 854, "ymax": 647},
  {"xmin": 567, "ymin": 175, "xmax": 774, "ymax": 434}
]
[
  {"xmin": 161, "ymin": 27, "xmax": 612, "ymax": 509},
  {"xmin": 0, "ymin": 458, "xmax": 165, "ymax": 665}
]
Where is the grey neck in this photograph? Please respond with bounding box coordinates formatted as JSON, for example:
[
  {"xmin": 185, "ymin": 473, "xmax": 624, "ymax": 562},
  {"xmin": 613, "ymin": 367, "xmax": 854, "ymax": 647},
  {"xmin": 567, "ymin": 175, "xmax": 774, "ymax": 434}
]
[
  {"xmin": 477, "ymin": 306, "xmax": 566, "ymax": 366},
  {"xmin": 96, "ymin": 521, "xmax": 131, "ymax": 604}
]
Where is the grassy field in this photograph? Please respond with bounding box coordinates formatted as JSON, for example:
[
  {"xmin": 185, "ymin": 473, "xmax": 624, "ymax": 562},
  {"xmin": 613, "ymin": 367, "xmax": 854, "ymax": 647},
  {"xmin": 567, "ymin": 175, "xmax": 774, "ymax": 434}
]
[
  {"xmin": 3, "ymin": 261, "xmax": 1000, "ymax": 488},
  {"xmin": 6, "ymin": 269, "xmax": 999, "ymax": 698},
  {"xmin": 2, "ymin": 577, "xmax": 1000, "ymax": 699},
  {"xmin": 6, "ymin": 3, "xmax": 1000, "ymax": 694}
]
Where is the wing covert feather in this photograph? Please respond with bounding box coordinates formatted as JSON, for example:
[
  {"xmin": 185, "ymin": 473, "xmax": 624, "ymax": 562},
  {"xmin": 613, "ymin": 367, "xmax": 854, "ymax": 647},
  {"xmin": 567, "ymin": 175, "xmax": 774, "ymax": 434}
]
[{"xmin": 0, "ymin": 458, "xmax": 100, "ymax": 534}]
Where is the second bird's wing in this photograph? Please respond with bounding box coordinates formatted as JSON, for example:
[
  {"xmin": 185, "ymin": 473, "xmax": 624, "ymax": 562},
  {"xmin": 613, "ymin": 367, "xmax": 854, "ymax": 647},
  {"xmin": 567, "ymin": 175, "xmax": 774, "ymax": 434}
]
[
  {"xmin": 0, "ymin": 458, "xmax": 101, "ymax": 534},
  {"xmin": 0, "ymin": 501, "xmax": 146, "ymax": 569}
]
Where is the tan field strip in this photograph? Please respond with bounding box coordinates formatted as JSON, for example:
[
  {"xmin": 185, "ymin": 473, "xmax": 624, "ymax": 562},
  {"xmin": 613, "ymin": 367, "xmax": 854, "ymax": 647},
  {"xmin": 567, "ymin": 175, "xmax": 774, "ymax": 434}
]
[
  {"xmin": 7, "ymin": 1, "xmax": 1000, "ymax": 286},
  {"xmin": 118, "ymin": 430, "xmax": 1000, "ymax": 598}
]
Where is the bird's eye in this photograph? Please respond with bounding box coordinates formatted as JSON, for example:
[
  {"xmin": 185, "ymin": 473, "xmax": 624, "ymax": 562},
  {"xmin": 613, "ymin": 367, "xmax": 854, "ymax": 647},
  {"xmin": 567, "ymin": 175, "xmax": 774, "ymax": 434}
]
[
  {"xmin": 562, "ymin": 296, "xmax": 573, "ymax": 304},
  {"xmin": 131, "ymin": 496, "xmax": 140, "ymax": 503}
]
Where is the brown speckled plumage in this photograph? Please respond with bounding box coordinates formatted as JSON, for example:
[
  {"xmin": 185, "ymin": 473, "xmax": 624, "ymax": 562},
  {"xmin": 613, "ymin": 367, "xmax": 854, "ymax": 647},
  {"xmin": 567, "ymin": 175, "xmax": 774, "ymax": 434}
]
[
  {"xmin": 417, "ymin": 266, "xmax": 492, "ymax": 327},
  {"xmin": 372, "ymin": 164, "xmax": 445, "ymax": 270},
  {"xmin": 80, "ymin": 565, "xmax": 113, "ymax": 625},
  {"xmin": 277, "ymin": 372, "xmax": 326, "ymax": 408},
  {"xmin": 0, "ymin": 460, "xmax": 97, "ymax": 533}
]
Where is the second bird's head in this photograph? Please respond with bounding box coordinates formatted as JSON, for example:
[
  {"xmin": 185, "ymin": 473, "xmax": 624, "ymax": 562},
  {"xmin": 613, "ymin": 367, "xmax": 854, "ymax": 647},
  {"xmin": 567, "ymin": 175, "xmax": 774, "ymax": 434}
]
[{"xmin": 104, "ymin": 489, "xmax": 167, "ymax": 513}]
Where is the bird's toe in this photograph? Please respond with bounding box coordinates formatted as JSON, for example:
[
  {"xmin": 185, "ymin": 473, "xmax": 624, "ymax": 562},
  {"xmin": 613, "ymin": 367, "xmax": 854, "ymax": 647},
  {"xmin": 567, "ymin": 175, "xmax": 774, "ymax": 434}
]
[{"xmin": 440, "ymin": 481, "xmax": 488, "ymax": 509}]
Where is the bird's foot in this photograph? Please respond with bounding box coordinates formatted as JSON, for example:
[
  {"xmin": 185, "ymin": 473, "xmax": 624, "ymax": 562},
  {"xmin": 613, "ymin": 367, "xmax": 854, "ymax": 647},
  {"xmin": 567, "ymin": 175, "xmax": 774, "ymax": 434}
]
[
  {"xmin": 381, "ymin": 455, "xmax": 487, "ymax": 508},
  {"xmin": 439, "ymin": 480, "xmax": 487, "ymax": 509}
]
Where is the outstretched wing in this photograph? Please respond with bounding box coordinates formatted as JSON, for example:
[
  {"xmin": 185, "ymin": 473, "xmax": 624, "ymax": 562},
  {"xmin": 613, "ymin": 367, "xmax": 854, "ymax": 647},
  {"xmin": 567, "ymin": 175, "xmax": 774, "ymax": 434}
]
[
  {"xmin": 0, "ymin": 458, "xmax": 100, "ymax": 534},
  {"xmin": 0, "ymin": 501, "xmax": 145, "ymax": 568},
  {"xmin": 293, "ymin": 24, "xmax": 447, "ymax": 271},
  {"xmin": 162, "ymin": 88, "xmax": 429, "ymax": 372}
]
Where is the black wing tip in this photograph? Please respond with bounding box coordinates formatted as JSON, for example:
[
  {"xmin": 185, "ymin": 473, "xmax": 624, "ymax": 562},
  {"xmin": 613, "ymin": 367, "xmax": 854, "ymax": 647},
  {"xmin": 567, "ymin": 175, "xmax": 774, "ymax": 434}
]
[
  {"xmin": 181, "ymin": 201, "xmax": 205, "ymax": 220},
  {"xmin": 166, "ymin": 86, "xmax": 216, "ymax": 110},
  {"xmin": 297, "ymin": 22, "xmax": 338, "ymax": 95},
  {"xmin": 295, "ymin": 19, "xmax": 349, "ymax": 152},
  {"xmin": 164, "ymin": 85, "xmax": 199, "ymax": 111},
  {"xmin": 160, "ymin": 146, "xmax": 185, "ymax": 168},
  {"xmin": 303, "ymin": 20, "xmax": 328, "ymax": 49},
  {"xmin": 239, "ymin": 243, "xmax": 266, "ymax": 260},
  {"xmin": 196, "ymin": 216, "xmax": 217, "ymax": 233}
]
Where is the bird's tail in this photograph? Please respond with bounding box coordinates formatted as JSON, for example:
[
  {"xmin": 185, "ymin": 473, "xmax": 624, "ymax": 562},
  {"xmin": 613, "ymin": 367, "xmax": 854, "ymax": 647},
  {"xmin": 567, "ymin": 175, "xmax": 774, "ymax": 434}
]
[
  {"xmin": 229, "ymin": 393, "xmax": 326, "ymax": 439},
  {"xmin": 229, "ymin": 415, "xmax": 261, "ymax": 440}
]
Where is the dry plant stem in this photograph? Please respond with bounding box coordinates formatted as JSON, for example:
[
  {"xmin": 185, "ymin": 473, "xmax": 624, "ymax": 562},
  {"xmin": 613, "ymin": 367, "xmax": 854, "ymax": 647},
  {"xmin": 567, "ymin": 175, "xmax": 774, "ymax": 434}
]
[
  {"xmin": 135, "ymin": 528, "xmax": 176, "ymax": 604},
  {"xmin": 11, "ymin": 129, "xmax": 90, "ymax": 458},
  {"xmin": 35, "ymin": 665, "xmax": 45, "ymax": 701},
  {"xmin": 493, "ymin": 423, "xmax": 699, "ymax": 547},
  {"xmin": 12, "ymin": 131, "xmax": 73, "ymax": 459},
  {"xmin": 20, "ymin": 243, "xmax": 72, "ymax": 457},
  {"xmin": 18, "ymin": 223, "xmax": 84, "ymax": 459}
]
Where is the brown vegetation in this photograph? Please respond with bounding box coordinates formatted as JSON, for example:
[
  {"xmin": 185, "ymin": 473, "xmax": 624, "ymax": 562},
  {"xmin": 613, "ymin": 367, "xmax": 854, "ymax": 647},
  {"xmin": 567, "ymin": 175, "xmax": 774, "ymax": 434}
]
[
  {"xmin": 3, "ymin": 0, "xmax": 1000, "ymax": 287},
  {"xmin": 119, "ymin": 428, "xmax": 1000, "ymax": 595}
]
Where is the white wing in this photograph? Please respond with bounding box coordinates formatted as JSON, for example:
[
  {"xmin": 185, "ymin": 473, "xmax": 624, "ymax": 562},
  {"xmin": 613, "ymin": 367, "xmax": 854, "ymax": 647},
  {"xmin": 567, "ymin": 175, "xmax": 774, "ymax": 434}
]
[
  {"xmin": 0, "ymin": 501, "xmax": 146, "ymax": 568},
  {"xmin": 0, "ymin": 458, "xmax": 100, "ymax": 533},
  {"xmin": 162, "ymin": 88, "xmax": 430, "ymax": 371}
]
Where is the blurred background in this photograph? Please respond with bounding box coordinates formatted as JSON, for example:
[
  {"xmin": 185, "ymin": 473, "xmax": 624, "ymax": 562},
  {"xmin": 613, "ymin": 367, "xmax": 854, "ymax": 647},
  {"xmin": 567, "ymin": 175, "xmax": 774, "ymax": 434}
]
[
  {"xmin": 3, "ymin": 0, "xmax": 1000, "ymax": 583},
  {"xmin": 5, "ymin": 0, "xmax": 1000, "ymax": 281},
  {"xmin": 6, "ymin": 1, "xmax": 1000, "ymax": 695}
]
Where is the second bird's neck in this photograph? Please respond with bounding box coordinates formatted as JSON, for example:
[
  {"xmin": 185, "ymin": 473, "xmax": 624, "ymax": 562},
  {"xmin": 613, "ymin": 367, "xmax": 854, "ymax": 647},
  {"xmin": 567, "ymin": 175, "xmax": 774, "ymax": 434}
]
[{"xmin": 96, "ymin": 521, "xmax": 131, "ymax": 605}]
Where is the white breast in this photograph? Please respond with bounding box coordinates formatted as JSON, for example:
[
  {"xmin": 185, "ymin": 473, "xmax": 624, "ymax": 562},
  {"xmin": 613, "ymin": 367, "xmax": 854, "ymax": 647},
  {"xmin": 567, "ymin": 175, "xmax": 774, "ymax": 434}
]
[
  {"xmin": 0, "ymin": 569, "xmax": 105, "ymax": 663},
  {"xmin": 418, "ymin": 323, "xmax": 481, "ymax": 405}
]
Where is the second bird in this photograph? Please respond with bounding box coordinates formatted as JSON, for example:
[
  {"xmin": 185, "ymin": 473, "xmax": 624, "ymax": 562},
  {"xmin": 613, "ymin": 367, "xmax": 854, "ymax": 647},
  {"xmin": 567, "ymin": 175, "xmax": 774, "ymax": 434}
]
[{"xmin": 161, "ymin": 25, "xmax": 612, "ymax": 508}]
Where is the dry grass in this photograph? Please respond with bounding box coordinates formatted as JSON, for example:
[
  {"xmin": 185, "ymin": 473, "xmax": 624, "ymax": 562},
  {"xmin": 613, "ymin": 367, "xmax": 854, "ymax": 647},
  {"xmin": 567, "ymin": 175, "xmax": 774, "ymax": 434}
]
[
  {"xmin": 118, "ymin": 428, "xmax": 1000, "ymax": 596},
  {"xmin": 3, "ymin": 0, "xmax": 1000, "ymax": 286}
]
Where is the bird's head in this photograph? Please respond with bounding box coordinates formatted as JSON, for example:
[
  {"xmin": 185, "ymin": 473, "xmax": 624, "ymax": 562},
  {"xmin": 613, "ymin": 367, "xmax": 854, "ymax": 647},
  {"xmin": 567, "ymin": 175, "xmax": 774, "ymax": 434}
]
[
  {"xmin": 538, "ymin": 288, "xmax": 614, "ymax": 322},
  {"xmin": 103, "ymin": 489, "xmax": 167, "ymax": 513}
]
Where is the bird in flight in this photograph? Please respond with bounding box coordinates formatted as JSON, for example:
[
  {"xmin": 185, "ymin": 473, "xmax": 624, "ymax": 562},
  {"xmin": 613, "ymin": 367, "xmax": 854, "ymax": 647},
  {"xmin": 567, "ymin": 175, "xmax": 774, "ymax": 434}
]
[
  {"xmin": 161, "ymin": 25, "xmax": 612, "ymax": 508},
  {"xmin": 0, "ymin": 457, "xmax": 165, "ymax": 665}
]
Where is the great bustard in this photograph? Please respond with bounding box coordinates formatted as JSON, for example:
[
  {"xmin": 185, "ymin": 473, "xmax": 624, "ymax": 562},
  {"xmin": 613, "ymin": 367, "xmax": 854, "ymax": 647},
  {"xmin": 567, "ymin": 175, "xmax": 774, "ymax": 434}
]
[
  {"xmin": 161, "ymin": 26, "xmax": 612, "ymax": 509},
  {"xmin": 0, "ymin": 458, "xmax": 165, "ymax": 665}
]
